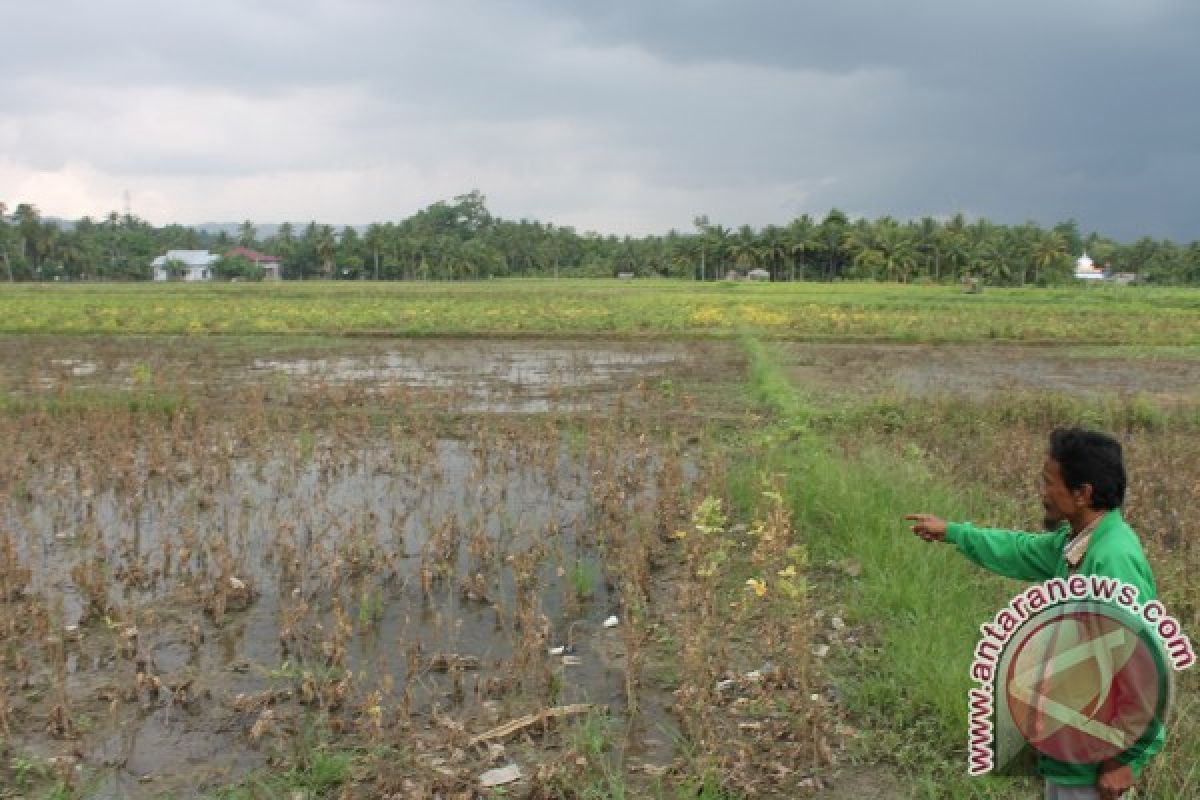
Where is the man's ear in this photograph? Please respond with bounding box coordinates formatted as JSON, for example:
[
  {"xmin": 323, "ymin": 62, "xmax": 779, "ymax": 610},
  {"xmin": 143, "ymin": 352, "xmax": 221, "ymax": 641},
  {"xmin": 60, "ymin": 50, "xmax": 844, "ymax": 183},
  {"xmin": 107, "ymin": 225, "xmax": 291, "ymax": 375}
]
[{"xmin": 1074, "ymin": 483, "xmax": 1094, "ymax": 509}]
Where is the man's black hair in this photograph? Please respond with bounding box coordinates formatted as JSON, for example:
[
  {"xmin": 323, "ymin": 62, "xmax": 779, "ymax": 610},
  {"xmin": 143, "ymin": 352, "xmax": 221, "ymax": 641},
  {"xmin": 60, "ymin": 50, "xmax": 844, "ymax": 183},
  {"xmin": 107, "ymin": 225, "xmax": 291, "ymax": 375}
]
[{"xmin": 1048, "ymin": 428, "xmax": 1126, "ymax": 510}]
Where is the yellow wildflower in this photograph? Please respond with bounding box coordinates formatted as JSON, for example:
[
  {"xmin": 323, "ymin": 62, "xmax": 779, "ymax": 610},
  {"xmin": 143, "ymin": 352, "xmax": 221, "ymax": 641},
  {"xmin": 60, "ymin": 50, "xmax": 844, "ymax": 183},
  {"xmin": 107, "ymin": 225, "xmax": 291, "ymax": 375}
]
[{"xmin": 745, "ymin": 578, "xmax": 768, "ymax": 598}]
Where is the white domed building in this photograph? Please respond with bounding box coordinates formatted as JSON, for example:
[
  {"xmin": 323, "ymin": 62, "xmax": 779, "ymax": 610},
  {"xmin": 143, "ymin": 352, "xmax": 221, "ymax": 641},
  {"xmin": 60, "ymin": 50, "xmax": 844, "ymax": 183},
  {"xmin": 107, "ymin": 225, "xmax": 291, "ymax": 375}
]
[{"xmin": 1073, "ymin": 252, "xmax": 1106, "ymax": 281}]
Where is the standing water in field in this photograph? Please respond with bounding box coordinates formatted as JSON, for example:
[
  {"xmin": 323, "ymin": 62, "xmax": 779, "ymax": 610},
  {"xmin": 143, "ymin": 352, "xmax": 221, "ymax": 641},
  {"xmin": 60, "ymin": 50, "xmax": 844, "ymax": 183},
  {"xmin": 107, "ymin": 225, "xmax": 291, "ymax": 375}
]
[{"xmin": 0, "ymin": 339, "xmax": 722, "ymax": 798}]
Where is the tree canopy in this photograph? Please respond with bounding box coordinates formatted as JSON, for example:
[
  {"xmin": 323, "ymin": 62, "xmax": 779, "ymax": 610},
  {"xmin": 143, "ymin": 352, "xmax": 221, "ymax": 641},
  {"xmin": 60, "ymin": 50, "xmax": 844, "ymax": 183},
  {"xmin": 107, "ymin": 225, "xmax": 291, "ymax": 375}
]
[{"xmin": 2, "ymin": 190, "xmax": 1197, "ymax": 285}]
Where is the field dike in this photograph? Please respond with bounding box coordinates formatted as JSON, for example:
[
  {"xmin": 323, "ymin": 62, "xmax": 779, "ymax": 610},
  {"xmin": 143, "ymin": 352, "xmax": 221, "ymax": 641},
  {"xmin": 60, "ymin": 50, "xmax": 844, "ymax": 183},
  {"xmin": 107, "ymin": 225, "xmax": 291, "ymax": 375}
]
[{"xmin": 736, "ymin": 334, "xmax": 1197, "ymax": 799}]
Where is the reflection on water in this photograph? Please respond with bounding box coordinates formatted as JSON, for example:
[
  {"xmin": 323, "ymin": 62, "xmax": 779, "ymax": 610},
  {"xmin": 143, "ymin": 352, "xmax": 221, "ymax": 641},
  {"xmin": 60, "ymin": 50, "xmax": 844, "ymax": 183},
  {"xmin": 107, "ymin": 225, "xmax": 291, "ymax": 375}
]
[
  {"xmin": 12, "ymin": 339, "xmax": 690, "ymax": 412},
  {"xmin": 6, "ymin": 427, "xmax": 690, "ymax": 798}
]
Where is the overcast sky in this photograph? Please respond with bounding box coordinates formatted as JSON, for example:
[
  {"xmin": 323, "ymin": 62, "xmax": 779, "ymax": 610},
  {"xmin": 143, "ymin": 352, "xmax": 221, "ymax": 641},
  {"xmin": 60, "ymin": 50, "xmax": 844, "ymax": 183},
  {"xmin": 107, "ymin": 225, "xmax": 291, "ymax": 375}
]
[{"xmin": 2, "ymin": 0, "xmax": 1197, "ymax": 240}]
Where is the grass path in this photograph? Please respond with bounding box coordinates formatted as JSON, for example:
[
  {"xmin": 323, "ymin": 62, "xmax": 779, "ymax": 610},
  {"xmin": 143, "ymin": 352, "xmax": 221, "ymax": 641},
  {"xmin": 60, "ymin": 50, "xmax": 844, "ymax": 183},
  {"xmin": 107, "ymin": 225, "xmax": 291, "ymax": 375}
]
[
  {"xmin": 738, "ymin": 331, "xmax": 1199, "ymax": 798},
  {"xmin": 737, "ymin": 333, "xmax": 1040, "ymax": 798}
]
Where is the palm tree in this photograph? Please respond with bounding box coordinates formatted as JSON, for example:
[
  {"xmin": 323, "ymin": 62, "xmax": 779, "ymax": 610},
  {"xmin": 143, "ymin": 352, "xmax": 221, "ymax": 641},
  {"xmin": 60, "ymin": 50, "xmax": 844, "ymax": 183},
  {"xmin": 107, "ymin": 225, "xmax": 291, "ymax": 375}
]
[
  {"xmin": 315, "ymin": 226, "xmax": 337, "ymax": 278},
  {"xmin": 875, "ymin": 221, "xmax": 917, "ymax": 282},
  {"xmin": 539, "ymin": 237, "xmax": 563, "ymax": 279},
  {"xmin": 364, "ymin": 223, "xmax": 385, "ymax": 280},
  {"xmin": 33, "ymin": 224, "xmax": 59, "ymax": 273},
  {"xmin": 940, "ymin": 219, "xmax": 970, "ymax": 282},
  {"xmin": 671, "ymin": 238, "xmax": 698, "ymax": 279},
  {"xmin": 840, "ymin": 220, "xmax": 876, "ymax": 278},
  {"xmin": 971, "ymin": 238, "xmax": 1005, "ymax": 284},
  {"xmin": 13, "ymin": 203, "xmax": 42, "ymax": 269},
  {"xmin": 786, "ymin": 215, "xmax": 820, "ymax": 281},
  {"xmin": 692, "ymin": 215, "xmax": 710, "ymax": 280},
  {"xmin": 760, "ymin": 225, "xmax": 789, "ymax": 280},
  {"xmin": 729, "ymin": 225, "xmax": 761, "ymax": 273},
  {"xmin": 55, "ymin": 235, "xmax": 85, "ymax": 280},
  {"xmin": 1003, "ymin": 223, "xmax": 1039, "ymax": 285},
  {"xmin": 703, "ymin": 224, "xmax": 731, "ymax": 279},
  {"xmin": 819, "ymin": 209, "xmax": 849, "ymax": 279},
  {"xmin": 1033, "ymin": 230, "xmax": 1068, "ymax": 285},
  {"xmin": 964, "ymin": 219, "xmax": 1012, "ymax": 284},
  {"xmin": 914, "ymin": 217, "xmax": 942, "ymax": 282},
  {"xmin": 238, "ymin": 220, "xmax": 257, "ymax": 248},
  {"xmin": 0, "ymin": 201, "xmax": 11, "ymax": 282}
]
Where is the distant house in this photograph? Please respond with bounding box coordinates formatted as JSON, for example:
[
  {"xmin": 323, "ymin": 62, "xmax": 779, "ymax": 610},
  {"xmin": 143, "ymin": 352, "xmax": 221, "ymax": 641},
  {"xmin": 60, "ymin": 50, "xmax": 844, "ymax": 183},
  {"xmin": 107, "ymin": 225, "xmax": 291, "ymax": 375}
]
[
  {"xmin": 747, "ymin": 268, "xmax": 770, "ymax": 282},
  {"xmin": 1074, "ymin": 252, "xmax": 1137, "ymax": 285},
  {"xmin": 151, "ymin": 250, "xmax": 218, "ymax": 281},
  {"xmin": 225, "ymin": 246, "xmax": 283, "ymax": 280},
  {"xmin": 1073, "ymin": 252, "xmax": 1106, "ymax": 282}
]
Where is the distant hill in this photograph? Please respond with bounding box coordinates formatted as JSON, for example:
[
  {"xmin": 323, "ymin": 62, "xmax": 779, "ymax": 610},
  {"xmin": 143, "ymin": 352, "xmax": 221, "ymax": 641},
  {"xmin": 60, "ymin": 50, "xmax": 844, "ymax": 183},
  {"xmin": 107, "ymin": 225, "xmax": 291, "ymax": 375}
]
[
  {"xmin": 194, "ymin": 223, "xmax": 280, "ymax": 239},
  {"xmin": 194, "ymin": 223, "xmax": 368, "ymax": 239},
  {"xmin": 35, "ymin": 218, "xmax": 368, "ymax": 239}
]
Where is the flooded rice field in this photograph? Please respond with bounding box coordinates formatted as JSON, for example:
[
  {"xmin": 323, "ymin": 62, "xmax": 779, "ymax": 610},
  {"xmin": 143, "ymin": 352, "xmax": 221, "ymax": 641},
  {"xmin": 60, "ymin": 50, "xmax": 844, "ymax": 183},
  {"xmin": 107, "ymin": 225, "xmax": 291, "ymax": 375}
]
[
  {"xmin": 781, "ymin": 343, "xmax": 1200, "ymax": 400},
  {"xmin": 0, "ymin": 337, "xmax": 744, "ymax": 798},
  {"xmin": 0, "ymin": 337, "xmax": 704, "ymax": 414},
  {"xmin": 6, "ymin": 336, "xmax": 1198, "ymax": 797}
]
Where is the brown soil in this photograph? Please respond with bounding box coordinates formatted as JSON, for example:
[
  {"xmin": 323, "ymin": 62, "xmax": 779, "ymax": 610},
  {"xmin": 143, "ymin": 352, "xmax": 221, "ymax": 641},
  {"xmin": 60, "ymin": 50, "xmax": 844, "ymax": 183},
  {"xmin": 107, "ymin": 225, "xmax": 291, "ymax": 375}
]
[{"xmin": 780, "ymin": 343, "xmax": 1200, "ymax": 401}]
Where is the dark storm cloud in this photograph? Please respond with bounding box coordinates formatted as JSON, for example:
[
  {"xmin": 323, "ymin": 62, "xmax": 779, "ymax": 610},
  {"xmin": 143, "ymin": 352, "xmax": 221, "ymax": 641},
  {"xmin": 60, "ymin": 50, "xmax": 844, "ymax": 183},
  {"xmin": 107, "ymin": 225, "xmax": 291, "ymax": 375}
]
[
  {"xmin": 533, "ymin": 0, "xmax": 1200, "ymax": 238},
  {"xmin": 1, "ymin": 1, "xmax": 1197, "ymax": 238}
]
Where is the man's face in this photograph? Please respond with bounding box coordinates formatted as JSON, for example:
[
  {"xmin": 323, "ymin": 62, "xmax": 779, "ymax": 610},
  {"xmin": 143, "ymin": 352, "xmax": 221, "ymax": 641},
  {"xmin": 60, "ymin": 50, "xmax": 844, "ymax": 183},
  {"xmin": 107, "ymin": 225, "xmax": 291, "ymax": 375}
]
[{"xmin": 1040, "ymin": 456, "xmax": 1084, "ymax": 529}]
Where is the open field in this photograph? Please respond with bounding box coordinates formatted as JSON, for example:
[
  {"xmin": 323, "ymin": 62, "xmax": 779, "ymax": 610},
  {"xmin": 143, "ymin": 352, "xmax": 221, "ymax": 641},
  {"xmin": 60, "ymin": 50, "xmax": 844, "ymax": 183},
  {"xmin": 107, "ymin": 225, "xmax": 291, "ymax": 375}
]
[
  {"xmin": 3, "ymin": 281, "xmax": 1200, "ymax": 345},
  {"xmin": 0, "ymin": 338, "xmax": 763, "ymax": 799},
  {"xmin": 1, "ymin": 283, "xmax": 1198, "ymax": 798},
  {"xmin": 4, "ymin": 336, "xmax": 836, "ymax": 799},
  {"xmin": 746, "ymin": 340, "xmax": 1200, "ymax": 798}
]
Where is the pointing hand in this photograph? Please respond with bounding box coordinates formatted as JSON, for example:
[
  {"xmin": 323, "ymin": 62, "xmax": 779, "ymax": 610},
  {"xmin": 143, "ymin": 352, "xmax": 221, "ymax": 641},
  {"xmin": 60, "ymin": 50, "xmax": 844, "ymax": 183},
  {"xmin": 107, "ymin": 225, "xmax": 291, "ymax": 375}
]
[{"xmin": 904, "ymin": 513, "xmax": 948, "ymax": 543}]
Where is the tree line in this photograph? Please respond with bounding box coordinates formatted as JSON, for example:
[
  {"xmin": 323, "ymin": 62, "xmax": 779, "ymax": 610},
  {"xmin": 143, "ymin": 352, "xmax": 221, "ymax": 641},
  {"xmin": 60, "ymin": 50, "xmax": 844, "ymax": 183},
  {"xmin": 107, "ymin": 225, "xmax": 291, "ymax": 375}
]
[{"xmin": 2, "ymin": 191, "xmax": 1199, "ymax": 285}]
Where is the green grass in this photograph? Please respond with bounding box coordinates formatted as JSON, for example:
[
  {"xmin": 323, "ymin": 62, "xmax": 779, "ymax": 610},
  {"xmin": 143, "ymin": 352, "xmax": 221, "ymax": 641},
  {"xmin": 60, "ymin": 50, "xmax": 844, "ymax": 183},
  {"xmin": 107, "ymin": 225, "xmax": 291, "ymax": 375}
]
[
  {"xmin": 735, "ymin": 335, "xmax": 1200, "ymax": 797},
  {"xmin": 570, "ymin": 558, "xmax": 597, "ymax": 600},
  {"xmin": 0, "ymin": 753, "xmax": 96, "ymax": 800},
  {"xmin": 737, "ymin": 336, "xmax": 1040, "ymax": 797},
  {"xmin": 805, "ymin": 391, "xmax": 1200, "ymax": 437},
  {"xmin": 211, "ymin": 748, "xmax": 352, "ymax": 799},
  {"xmin": 0, "ymin": 388, "xmax": 190, "ymax": 416},
  {"xmin": 3, "ymin": 280, "xmax": 1200, "ymax": 343}
]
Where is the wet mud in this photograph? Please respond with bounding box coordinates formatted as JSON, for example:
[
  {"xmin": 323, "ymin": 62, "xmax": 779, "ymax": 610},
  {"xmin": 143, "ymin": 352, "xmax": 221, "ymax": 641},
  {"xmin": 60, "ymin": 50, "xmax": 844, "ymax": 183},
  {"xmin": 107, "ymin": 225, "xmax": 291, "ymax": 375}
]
[
  {"xmin": 0, "ymin": 339, "xmax": 725, "ymax": 797},
  {"xmin": 781, "ymin": 343, "xmax": 1200, "ymax": 400}
]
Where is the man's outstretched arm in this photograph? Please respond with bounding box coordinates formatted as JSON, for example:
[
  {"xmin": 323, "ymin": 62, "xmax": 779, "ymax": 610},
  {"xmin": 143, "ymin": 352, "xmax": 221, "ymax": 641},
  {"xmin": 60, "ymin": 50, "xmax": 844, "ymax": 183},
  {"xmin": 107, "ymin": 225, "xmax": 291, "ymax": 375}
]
[{"xmin": 905, "ymin": 513, "xmax": 1064, "ymax": 582}]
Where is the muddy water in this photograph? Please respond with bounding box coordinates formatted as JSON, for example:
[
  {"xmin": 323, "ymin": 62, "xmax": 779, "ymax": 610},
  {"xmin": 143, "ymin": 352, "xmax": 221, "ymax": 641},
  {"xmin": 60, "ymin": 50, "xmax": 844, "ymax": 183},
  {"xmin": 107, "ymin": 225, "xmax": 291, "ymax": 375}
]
[
  {"xmin": 250, "ymin": 346, "xmax": 682, "ymax": 412},
  {"xmin": 2, "ymin": 338, "xmax": 696, "ymax": 413},
  {"xmin": 5, "ymin": 431, "xmax": 689, "ymax": 797},
  {"xmin": 0, "ymin": 338, "xmax": 711, "ymax": 797}
]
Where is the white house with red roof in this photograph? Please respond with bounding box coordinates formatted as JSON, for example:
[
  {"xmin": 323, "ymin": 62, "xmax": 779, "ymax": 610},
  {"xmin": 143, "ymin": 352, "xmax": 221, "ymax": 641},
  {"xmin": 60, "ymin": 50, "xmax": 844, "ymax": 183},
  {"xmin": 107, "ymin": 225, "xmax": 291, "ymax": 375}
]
[{"xmin": 225, "ymin": 246, "xmax": 283, "ymax": 280}]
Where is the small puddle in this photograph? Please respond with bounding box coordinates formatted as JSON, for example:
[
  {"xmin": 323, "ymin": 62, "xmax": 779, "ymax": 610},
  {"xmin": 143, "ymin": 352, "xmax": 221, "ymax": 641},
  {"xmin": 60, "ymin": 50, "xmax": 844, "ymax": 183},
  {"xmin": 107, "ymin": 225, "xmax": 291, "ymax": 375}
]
[{"xmin": 48, "ymin": 358, "xmax": 100, "ymax": 377}]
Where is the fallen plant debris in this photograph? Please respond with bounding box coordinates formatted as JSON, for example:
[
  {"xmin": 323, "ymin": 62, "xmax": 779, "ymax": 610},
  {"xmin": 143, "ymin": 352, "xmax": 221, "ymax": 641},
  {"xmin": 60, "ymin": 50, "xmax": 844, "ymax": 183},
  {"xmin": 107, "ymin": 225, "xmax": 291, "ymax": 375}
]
[
  {"xmin": 2, "ymin": 336, "xmax": 787, "ymax": 798},
  {"xmin": 468, "ymin": 703, "xmax": 601, "ymax": 747},
  {"xmin": 7, "ymin": 332, "xmax": 1188, "ymax": 798}
]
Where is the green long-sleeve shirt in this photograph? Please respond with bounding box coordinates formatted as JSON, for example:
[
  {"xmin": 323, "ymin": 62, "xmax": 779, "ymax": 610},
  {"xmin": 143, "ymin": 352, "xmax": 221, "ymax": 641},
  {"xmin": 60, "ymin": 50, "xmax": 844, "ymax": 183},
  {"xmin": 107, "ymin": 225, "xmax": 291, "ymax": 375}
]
[{"xmin": 945, "ymin": 509, "xmax": 1164, "ymax": 786}]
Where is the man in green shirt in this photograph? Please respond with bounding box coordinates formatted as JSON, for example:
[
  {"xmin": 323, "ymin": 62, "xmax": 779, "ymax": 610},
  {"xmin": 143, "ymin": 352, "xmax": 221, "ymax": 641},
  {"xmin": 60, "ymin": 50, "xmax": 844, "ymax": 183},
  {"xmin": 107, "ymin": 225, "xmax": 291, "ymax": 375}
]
[{"xmin": 906, "ymin": 428, "xmax": 1162, "ymax": 800}]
